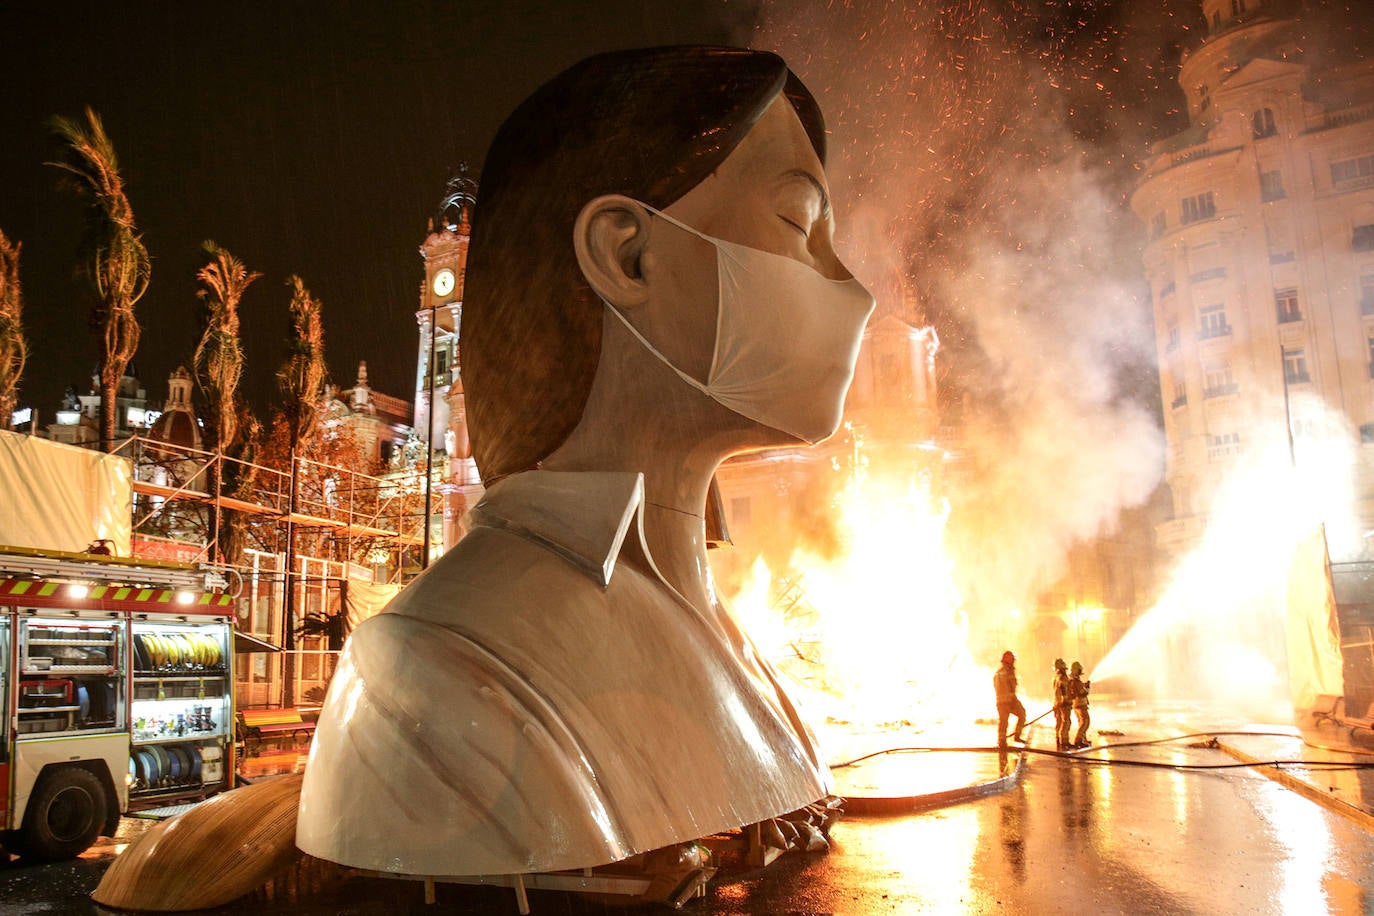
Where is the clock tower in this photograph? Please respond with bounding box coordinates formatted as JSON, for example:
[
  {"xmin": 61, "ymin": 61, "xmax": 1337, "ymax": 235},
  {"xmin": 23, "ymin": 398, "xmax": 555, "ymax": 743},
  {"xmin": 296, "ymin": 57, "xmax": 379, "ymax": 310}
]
[{"xmin": 417, "ymin": 166, "xmax": 480, "ymax": 549}]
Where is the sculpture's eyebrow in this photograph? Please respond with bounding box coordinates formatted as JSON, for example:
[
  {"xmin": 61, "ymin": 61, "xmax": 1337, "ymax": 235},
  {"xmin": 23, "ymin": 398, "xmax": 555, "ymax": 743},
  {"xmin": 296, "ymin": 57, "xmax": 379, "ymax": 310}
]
[{"xmin": 781, "ymin": 168, "xmax": 831, "ymax": 219}]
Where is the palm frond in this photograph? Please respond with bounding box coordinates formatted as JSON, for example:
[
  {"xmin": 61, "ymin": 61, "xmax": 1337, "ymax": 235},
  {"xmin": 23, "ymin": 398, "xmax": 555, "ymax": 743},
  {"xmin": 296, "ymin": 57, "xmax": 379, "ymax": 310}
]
[
  {"xmin": 0, "ymin": 230, "xmax": 26, "ymax": 429},
  {"xmin": 47, "ymin": 107, "xmax": 149, "ymax": 450}
]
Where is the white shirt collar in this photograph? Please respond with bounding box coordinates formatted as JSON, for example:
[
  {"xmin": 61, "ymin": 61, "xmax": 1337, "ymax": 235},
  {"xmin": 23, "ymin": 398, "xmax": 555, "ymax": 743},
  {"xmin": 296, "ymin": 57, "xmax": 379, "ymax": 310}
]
[{"xmin": 465, "ymin": 470, "xmax": 645, "ymax": 587}]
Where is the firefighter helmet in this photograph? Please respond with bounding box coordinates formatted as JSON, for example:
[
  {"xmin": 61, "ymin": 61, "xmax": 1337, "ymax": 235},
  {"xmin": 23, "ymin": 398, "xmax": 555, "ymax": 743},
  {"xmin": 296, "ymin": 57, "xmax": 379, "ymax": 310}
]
[
  {"xmin": 1001, "ymin": 650, "xmax": 1015, "ymax": 665},
  {"xmin": 1070, "ymin": 661, "xmax": 1084, "ymax": 675},
  {"xmin": 1054, "ymin": 658, "xmax": 1067, "ymax": 670}
]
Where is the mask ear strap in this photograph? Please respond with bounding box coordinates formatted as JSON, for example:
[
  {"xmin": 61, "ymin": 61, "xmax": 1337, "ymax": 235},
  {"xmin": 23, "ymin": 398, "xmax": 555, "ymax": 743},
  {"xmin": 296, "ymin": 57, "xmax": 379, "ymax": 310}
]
[
  {"xmin": 640, "ymin": 203, "xmax": 713, "ymax": 244},
  {"xmin": 601, "ymin": 299, "xmax": 712, "ymax": 396}
]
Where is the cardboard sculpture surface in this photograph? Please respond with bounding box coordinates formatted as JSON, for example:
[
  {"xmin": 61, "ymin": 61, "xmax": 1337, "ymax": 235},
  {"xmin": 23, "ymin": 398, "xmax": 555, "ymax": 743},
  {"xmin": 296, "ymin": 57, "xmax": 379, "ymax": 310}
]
[
  {"xmin": 95, "ymin": 774, "xmax": 304, "ymax": 911},
  {"xmin": 297, "ymin": 471, "xmax": 833, "ymax": 873},
  {"xmin": 297, "ymin": 45, "xmax": 874, "ymax": 877},
  {"xmin": 98, "ymin": 46, "xmax": 873, "ymax": 908}
]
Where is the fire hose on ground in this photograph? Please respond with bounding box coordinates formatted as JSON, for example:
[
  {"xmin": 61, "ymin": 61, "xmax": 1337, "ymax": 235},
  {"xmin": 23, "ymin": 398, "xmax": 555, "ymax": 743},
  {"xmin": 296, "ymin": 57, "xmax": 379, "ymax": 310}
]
[{"xmin": 827, "ymin": 730, "xmax": 1374, "ymax": 814}]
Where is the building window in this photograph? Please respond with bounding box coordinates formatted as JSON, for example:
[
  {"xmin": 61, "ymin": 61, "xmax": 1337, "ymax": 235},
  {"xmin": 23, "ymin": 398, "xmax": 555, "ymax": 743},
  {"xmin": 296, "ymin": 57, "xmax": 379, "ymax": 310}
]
[
  {"xmin": 1204, "ymin": 362, "xmax": 1236, "ymax": 398},
  {"xmin": 1190, "ymin": 266, "xmax": 1227, "ymax": 283},
  {"xmin": 1159, "ymin": 280, "xmax": 1176, "ymax": 299},
  {"xmin": 1367, "ymin": 334, "xmax": 1374, "ymax": 377},
  {"xmin": 1166, "ymin": 318, "xmax": 1181, "ymax": 352},
  {"xmin": 1275, "ymin": 288, "xmax": 1301, "ymax": 323},
  {"xmin": 1283, "ymin": 348, "xmax": 1310, "ymax": 384},
  {"xmin": 1252, "ymin": 108, "xmax": 1277, "ymax": 139},
  {"xmin": 1208, "ymin": 432, "xmax": 1241, "ymax": 460},
  {"xmin": 1362, "ymin": 275, "xmax": 1374, "ymax": 315},
  {"xmin": 880, "ymin": 354, "xmax": 901, "ymax": 389},
  {"xmin": 1355, "ymin": 224, "xmax": 1374, "ymax": 252},
  {"xmin": 1362, "ymin": 423, "xmax": 1374, "ymax": 444},
  {"xmin": 1268, "ymin": 224, "xmax": 1295, "ymax": 263},
  {"xmin": 1150, "ymin": 212, "xmax": 1166, "ymax": 239},
  {"xmin": 1198, "ymin": 303, "xmax": 1231, "ymax": 340},
  {"xmin": 1181, "ymin": 192, "xmax": 1216, "ymax": 225},
  {"xmin": 1259, "ymin": 169, "xmax": 1285, "ymax": 201},
  {"xmin": 1170, "ymin": 373, "xmax": 1187, "ymax": 409},
  {"xmin": 1331, "ymin": 155, "xmax": 1374, "ymax": 185}
]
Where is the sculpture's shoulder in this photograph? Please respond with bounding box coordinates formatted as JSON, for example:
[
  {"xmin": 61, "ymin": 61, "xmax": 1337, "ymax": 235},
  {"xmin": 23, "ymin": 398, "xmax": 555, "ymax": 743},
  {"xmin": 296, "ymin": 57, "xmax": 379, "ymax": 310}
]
[
  {"xmin": 298, "ymin": 475, "xmax": 831, "ymax": 876},
  {"xmin": 383, "ymin": 522, "xmax": 604, "ymax": 627},
  {"xmin": 297, "ymin": 609, "xmax": 628, "ymax": 875}
]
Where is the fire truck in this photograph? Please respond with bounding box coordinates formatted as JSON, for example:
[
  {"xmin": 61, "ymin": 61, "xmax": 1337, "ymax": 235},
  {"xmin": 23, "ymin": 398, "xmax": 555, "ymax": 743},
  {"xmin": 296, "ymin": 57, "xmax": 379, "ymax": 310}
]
[{"xmin": 0, "ymin": 548, "xmax": 236, "ymax": 861}]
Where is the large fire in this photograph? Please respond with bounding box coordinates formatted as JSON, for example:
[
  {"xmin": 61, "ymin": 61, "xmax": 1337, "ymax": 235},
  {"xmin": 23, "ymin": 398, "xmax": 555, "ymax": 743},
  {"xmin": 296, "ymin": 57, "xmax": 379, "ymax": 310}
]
[{"xmin": 725, "ymin": 436, "xmax": 991, "ymax": 748}]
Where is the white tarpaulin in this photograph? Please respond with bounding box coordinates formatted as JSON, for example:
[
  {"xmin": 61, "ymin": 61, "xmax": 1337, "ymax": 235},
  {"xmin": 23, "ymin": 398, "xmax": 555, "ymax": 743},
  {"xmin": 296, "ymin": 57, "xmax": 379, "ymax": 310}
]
[
  {"xmin": 0, "ymin": 430, "xmax": 133, "ymax": 555},
  {"xmin": 1285, "ymin": 527, "xmax": 1345, "ymax": 711},
  {"xmin": 344, "ymin": 580, "xmax": 400, "ymax": 631}
]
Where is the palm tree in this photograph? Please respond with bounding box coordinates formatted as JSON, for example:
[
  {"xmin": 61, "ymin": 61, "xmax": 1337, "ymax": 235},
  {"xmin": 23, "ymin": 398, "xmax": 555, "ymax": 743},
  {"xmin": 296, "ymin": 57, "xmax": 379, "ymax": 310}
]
[
  {"xmin": 0, "ymin": 230, "xmax": 26, "ymax": 430},
  {"xmin": 277, "ymin": 275, "xmax": 326, "ymax": 456},
  {"xmin": 192, "ymin": 241, "xmax": 260, "ymax": 454},
  {"xmin": 276, "ymin": 274, "xmax": 326, "ymax": 703},
  {"xmin": 192, "ymin": 241, "xmax": 261, "ymax": 563},
  {"xmin": 47, "ymin": 107, "xmax": 150, "ymax": 452}
]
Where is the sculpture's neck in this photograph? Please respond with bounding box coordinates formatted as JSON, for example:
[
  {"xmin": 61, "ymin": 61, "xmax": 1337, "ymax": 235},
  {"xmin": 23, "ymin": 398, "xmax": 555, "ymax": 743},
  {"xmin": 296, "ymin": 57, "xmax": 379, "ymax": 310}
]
[{"xmin": 540, "ymin": 311, "xmax": 751, "ymax": 614}]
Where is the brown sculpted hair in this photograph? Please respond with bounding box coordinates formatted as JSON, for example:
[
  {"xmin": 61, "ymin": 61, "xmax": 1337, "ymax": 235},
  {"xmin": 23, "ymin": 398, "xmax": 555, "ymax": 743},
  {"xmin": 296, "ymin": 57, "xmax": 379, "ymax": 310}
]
[{"xmin": 463, "ymin": 46, "xmax": 825, "ymax": 484}]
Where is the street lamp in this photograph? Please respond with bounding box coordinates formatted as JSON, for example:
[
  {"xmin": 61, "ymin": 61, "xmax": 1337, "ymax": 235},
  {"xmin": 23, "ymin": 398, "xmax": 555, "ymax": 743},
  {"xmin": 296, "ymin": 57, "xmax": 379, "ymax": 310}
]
[{"xmin": 423, "ymin": 304, "xmax": 438, "ymax": 569}]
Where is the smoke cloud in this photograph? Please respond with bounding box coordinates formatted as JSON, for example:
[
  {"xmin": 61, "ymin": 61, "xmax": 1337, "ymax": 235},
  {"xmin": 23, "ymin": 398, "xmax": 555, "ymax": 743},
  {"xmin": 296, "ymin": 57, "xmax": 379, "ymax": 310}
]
[{"xmin": 747, "ymin": 2, "xmax": 1201, "ymax": 630}]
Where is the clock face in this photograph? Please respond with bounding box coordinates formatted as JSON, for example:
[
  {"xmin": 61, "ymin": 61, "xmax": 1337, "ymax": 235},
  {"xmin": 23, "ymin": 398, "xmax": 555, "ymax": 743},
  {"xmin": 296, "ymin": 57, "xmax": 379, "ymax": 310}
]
[{"xmin": 432, "ymin": 268, "xmax": 455, "ymax": 298}]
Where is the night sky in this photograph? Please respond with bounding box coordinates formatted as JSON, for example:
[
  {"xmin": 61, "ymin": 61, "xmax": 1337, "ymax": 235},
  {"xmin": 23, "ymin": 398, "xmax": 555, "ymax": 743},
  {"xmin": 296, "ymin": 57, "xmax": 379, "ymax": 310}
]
[
  {"xmin": 0, "ymin": 0, "xmax": 759, "ymax": 419},
  {"xmin": 0, "ymin": 0, "xmax": 1239, "ymax": 427}
]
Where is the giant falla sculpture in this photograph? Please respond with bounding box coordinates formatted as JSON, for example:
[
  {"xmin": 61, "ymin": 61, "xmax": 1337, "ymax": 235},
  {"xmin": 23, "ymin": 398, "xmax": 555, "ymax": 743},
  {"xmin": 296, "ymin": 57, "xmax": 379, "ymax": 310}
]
[{"xmin": 95, "ymin": 45, "xmax": 874, "ymax": 909}]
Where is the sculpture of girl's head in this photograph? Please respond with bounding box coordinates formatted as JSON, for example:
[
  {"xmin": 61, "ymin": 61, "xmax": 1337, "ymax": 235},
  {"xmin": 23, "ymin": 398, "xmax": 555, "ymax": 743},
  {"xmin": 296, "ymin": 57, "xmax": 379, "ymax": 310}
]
[{"xmin": 465, "ymin": 47, "xmax": 867, "ymax": 486}]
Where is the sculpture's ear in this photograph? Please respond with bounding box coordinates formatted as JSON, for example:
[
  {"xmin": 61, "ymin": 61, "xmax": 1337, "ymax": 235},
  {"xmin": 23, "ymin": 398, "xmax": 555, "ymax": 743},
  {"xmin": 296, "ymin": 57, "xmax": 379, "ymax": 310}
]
[{"xmin": 573, "ymin": 195, "xmax": 652, "ymax": 310}]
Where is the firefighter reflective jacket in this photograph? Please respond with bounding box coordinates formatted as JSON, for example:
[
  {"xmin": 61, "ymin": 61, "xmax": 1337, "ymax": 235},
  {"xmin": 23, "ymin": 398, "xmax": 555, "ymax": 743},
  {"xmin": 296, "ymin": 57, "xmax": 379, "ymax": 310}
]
[
  {"xmin": 993, "ymin": 665, "xmax": 1018, "ymax": 704},
  {"xmin": 1069, "ymin": 675, "xmax": 1090, "ymax": 708},
  {"xmin": 1054, "ymin": 672, "xmax": 1071, "ymax": 708}
]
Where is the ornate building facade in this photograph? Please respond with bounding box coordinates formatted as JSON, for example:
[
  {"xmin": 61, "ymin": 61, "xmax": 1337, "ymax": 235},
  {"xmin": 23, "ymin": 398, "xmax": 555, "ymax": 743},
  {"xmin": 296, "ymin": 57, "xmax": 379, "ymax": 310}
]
[
  {"xmin": 1132, "ymin": 0, "xmax": 1374, "ymax": 560},
  {"xmin": 416, "ymin": 170, "xmax": 481, "ymax": 551},
  {"xmin": 321, "ymin": 361, "xmax": 412, "ymax": 470},
  {"xmin": 45, "ymin": 371, "xmax": 149, "ymax": 448}
]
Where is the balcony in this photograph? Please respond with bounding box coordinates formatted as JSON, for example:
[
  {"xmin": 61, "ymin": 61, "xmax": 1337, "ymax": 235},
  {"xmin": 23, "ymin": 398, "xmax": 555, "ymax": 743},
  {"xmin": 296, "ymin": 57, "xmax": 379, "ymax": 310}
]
[
  {"xmin": 1171, "ymin": 142, "xmax": 1221, "ymax": 168},
  {"xmin": 1141, "ymin": 136, "xmax": 1239, "ymax": 183},
  {"xmin": 1335, "ymin": 174, "xmax": 1374, "ymax": 192},
  {"xmin": 1197, "ymin": 324, "xmax": 1232, "ymax": 341},
  {"xmin": 1276, "ymin": 309, "xmax": 1303, "ymax": 325},
  {"xmin": 1324, "ymin": 102, "xmax": 1374, "ymax": 130},
  {"xmin": 1203, "ymin": 383, "xmax": 1238, "ymax": 399},
  {"xmin": 1170, "ymin": 395, "xmax": 1187, "ymax": 409},
  {"xmin": 1189, "ymin": 267, "xmax": 1226, "ymax": 283}
]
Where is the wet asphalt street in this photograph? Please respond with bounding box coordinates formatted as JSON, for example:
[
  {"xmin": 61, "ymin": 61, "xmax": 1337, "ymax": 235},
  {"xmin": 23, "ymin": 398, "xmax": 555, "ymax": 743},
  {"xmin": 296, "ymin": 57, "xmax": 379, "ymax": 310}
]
[{"xmin": 3, "ymin": 718, "xmax": 1373, "ymax": 914}]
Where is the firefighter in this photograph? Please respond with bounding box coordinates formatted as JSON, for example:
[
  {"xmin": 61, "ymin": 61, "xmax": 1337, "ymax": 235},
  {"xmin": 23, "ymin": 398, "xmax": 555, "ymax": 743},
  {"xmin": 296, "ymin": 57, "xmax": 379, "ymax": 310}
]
[
  {"xmin": 1069, "ymin": 660, "xmax": 1091, "ymax": 748},
  {"xmin": 993, "ymin": 650, "xmax": 1026, "ymax": 747},
  {"xmin": 1052, "ymin": 658, "xmax": 1071, "ymax": 750}
]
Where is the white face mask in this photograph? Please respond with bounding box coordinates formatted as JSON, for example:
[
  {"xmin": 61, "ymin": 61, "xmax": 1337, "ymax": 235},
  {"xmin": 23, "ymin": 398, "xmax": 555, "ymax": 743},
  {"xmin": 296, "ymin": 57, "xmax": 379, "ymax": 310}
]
[{"xmin": 603, "ymin": 202, "xmax": 875, "ymax": 445}]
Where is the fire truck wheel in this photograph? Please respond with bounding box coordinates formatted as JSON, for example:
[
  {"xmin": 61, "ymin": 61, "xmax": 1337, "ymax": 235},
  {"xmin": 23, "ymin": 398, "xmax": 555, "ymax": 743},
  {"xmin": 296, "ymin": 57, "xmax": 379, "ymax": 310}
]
[{"xmin": 17, "ymin": 767, "xmax": 107, "ymax": 861}]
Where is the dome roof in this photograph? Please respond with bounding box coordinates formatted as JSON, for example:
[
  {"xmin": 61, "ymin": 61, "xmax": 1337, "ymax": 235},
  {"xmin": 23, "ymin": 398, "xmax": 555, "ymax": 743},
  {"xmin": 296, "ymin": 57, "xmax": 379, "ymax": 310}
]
[{"xmin": 149, "ymin": 408, "xmax": 201, "ymax": 450}]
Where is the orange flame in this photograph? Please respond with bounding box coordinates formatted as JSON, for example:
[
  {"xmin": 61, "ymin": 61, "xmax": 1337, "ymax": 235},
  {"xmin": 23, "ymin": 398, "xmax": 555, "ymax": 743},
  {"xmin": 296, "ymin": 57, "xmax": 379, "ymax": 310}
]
[{"xmin": 724, "ymin": 442, "xmax": 991, "ymax": 745}]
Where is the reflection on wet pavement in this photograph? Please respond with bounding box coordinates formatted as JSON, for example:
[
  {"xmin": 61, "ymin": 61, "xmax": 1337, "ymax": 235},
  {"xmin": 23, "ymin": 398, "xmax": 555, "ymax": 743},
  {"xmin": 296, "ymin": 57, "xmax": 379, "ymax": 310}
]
[{"xmin": 4, "ymin": 710, "xmax": 1374, "ymax": 914}]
